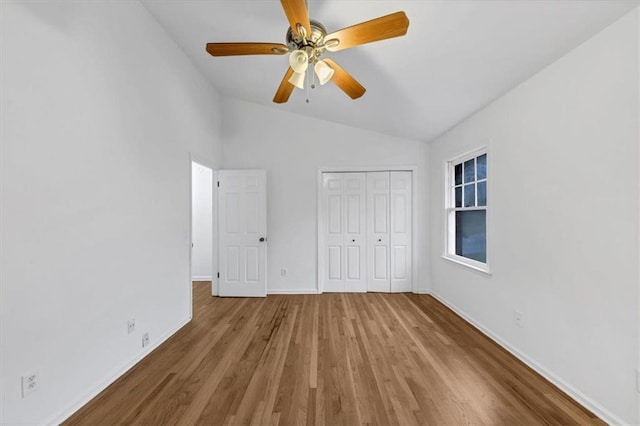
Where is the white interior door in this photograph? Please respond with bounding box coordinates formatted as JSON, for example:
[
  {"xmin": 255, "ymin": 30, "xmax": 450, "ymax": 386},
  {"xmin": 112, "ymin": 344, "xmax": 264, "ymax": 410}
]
[
  {"xmin": 390, "ymin": 171, "xmax": 412, "ymax": 292},
  {"xmin": 322, "ymin": 173, "xmax": 366, "ymax": 293},
  {"xmin": 367, "ymin": 172, "xmax": 391, "ymax": 292},
  {"xmin": 218, "ymin": 170, "xmax": 267, "ymax": 297}
]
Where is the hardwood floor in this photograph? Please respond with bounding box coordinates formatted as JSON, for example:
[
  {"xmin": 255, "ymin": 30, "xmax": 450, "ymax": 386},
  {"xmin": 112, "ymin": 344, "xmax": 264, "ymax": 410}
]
[{"xmin": 65, "ymin": 283, "xmax": 603, "ymax": 425}]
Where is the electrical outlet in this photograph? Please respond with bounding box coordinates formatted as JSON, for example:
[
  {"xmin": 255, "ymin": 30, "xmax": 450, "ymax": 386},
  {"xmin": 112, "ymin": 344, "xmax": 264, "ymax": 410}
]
[
  {"xmin": 281, "ymin": 268, "xmax": 288, "ymax": 277},
  {"xmin": 21, "ymin": 371, "xmax": 38, "ymax": 398},
  {"xmin": 142, "ymin": 332, "xmax": 150, "ymax": 348},
  {"xmin": 127, "ymin": 319, "xmax": 135, "ymax": 334},
  {"xmin": 514, "ymin": 310, "xmax": 523, "ymax": 328}
]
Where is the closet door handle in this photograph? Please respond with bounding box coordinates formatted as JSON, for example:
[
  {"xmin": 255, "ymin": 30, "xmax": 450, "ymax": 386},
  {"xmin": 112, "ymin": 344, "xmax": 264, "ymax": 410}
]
[
  {"xmin": 352, "ymin": 239, "xmax": 356, "ymax": 242},
  {"xmin": 378, "ymin": 239, "xmax": 382, "ymax": 242}
]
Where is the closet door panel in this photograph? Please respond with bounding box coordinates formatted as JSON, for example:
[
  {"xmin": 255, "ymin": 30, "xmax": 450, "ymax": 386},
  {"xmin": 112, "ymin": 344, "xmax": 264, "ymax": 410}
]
[
  {"xmin": 367, "ymin": 172, "xmax": 391, "ymax": 292},
  {"xmin": 323, "ymin": 173, "xmax": 345, "ymax": 292},
  {"xmin": 374, "ymin": 246, "xmax": 388, "ymax": 279},
  {"xmin": 390, "ymin": 171, "xmax": 413, "ymax": 292},
  {"xmin": 328, "ymin": 246, "xmax": 342, "ymax": 280},
  {"xmin": 343, "ymin": 173, "xmax": 367, "ymax": 292}
]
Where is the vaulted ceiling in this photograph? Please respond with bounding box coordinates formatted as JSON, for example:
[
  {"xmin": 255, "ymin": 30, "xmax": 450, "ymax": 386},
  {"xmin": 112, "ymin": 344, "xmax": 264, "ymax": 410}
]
[{"xmin": 142, "ymin": 0, "xmax": 639, "ymax": 142}]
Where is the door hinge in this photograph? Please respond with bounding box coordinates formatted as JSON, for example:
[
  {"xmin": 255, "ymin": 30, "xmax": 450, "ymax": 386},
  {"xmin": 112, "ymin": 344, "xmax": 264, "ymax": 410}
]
[
  {"xmin": 217, "ymin": 181, "xmax": 220, "ymax": 187},
  {"xmin": 217, "ymin": 272, "xmax": 220, "ymax": 278}
]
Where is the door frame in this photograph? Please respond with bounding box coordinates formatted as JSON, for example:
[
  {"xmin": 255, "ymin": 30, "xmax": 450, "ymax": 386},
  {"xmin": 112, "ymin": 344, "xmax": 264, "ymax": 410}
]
[
  {"xmin": 189, "ymin": 154, "xmax": 218, "ymax": 319},
  {"xmin": 317, "ymin": 165, "xmax": 419, "ymax": 294}
]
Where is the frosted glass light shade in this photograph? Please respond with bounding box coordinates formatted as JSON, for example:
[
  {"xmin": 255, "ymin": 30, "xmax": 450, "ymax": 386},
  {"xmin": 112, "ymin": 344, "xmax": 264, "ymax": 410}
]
[
  {"xmin": 289, "ymin": 50, "xmax": 309, "ymax": 73},
  {"xmin": 288, "ymin": 71, "xmax": 305, "ymax": 89},
  {"xmin": 314, "ymin": 60, "xmax": 334, "ymax": 85}
]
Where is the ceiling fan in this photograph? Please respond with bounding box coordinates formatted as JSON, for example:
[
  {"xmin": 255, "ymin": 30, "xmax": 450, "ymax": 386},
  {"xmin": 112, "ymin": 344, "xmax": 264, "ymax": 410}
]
[{"xmin": 205, "ymin": 0, "xmax": 409, "ymax": 104}]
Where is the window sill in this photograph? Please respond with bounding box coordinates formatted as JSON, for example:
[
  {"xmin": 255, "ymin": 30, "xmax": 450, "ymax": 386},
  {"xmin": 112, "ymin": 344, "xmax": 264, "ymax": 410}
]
[{"xmin": 441, "ymin": 254, "xmax": 492, "ymax": 277}]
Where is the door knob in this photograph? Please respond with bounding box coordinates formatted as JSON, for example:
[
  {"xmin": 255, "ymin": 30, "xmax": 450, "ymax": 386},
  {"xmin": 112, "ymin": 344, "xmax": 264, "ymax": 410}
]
[
  {"xmin": 259, "ymin": 237, "xmax": 265, "ymax": 242},
  {"xmin": 352, "ymin": 239, "xmax": 356, "ymax": 242},
  {"xmin": 378, "ymin": 239, "xmax": 382, "ymax": 242}
]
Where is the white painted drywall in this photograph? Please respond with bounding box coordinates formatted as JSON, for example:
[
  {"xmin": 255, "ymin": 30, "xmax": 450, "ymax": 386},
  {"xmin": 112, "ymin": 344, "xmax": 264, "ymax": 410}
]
[
  {"xmin": 222, "ymin": 99, "xmax": 430, "ymax": 294},
  {"xmin": 429, "ymin": 9, "xmax": 639, "ymax": 424},
  {"xmin": 191, "ymin": 162, "xmax": 213, "ymax": 280},
  {"xmin": 0, "ymin": 2, "xmax": 222, "ymax": 424},
  {"xmin": 637, "ymin": 8, "xmax": 640, "ymax": 424}
]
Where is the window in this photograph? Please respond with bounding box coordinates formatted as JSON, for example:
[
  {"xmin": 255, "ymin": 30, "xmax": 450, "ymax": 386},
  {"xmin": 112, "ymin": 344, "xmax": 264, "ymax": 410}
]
[{"xmin": 444, "ymin": 149, "xmax": 489, "ymax": 273}]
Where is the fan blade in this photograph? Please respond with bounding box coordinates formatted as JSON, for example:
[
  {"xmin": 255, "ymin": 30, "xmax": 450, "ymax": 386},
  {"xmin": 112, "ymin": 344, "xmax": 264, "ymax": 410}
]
[
  {"xmin": 323, "ymin": 59, "xmax": 366, "ymax": 100},
  {"xmin": 206, "ymin": 42, "xmax": 289, "ymax": 57},
  {"xmin": 273, "ymin": 67, "xmax": 295, "ymax": 104},
  {"xmin": 324, "ymin": 11, "xmax": 409, "ymax": 52},
  {"xmin": 280, "ymin": 0, "xmax": 311, "ymax": 39}
]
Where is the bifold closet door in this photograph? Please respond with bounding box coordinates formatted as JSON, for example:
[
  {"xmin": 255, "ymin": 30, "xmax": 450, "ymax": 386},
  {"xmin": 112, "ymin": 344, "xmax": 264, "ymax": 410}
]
[
  {"xmin": 390, "ymin": 171, "xmax": 412, "ymax": 292},
  {"xmin": 366, "ymin": 171, "xmax": 412, "ymax": 292},
  {"xmin": 322, "ymin": 173, "xmax": 367, "ymax": 293},
  {"xmin": 367, "ymin": 172, "xmax": 391, "ymax": 292}
]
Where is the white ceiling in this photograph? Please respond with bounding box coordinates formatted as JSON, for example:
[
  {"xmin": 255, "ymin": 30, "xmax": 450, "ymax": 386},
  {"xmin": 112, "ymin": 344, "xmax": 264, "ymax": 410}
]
[{"xmin": 142, "ymin": 0, "xmax": 639, "ymax": 142}]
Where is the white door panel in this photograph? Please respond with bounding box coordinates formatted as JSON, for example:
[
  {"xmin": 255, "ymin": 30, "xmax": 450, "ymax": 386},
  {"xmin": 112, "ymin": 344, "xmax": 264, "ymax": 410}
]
[
  {"xmin": 390, "ymin": 171, "xmax": 412, "ymax": 293},
  {"xmin": 343, "ymin": 173, "xmax": 366, "ymax": 292},
  {"xmin": 323, "ymin": 173, "xmax": 344, "ymax": 292},
  {"xmin": 374, "ymin": 246, "xmax": 388, "ymax": 279},
  {"xmin": 322, "ymin": 173, "xmax": 366, "ymax": 292},
  {"xmin": 321, "ymin": 170, "xmax": 412, "ymax": 294},
  {"xmin": 218, "ymin": 170, "xmax": 267, "ymax": 297},
  {"xmin": 328, "ymin": 246, "xmax": 342, "ymax": 280},
  {"xmin": 367, "ymin": 172, "xmax": 391, "ymax": 292},
  {"xmin": 327, "ymin": 195, "xmax": 342, "ymax": 234}
]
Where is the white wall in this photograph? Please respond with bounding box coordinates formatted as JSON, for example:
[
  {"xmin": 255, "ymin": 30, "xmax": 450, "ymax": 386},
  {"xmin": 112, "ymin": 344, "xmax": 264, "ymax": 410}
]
[
  {"xmin": 0, "ymin": 2, "xmax": 222, "ymax": 424},
  {"xmin": 222, "ymin": 99, "xmax": 430, "ymax": 294},
  {"xmin": 637, "ymin": 8, "xmax": 640, "ymax": 424},
  {"xmin": 191, "ymin": 162, "xmax": 213, "ymax": 280},
  {"xmin": 429, "ymin": 9, "xmax": 639, "ymax": 425}
]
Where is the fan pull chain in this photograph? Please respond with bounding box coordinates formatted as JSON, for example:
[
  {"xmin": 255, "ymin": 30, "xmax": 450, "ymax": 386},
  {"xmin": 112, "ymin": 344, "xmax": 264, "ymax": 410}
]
[{"xmin": 306, "ymin": 67, "xmax": 311, "ymax": 103}]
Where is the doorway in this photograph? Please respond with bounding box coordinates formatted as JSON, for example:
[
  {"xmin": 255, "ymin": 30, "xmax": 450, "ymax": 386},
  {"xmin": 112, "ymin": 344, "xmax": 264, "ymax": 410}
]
[{"xmin": 190, "ymin": 160, "xmax": 216, "ymax": 310}]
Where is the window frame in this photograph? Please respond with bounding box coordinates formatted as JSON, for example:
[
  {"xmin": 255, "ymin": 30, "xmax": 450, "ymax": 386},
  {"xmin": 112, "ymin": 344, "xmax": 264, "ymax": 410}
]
[{"xmin": 442, "ymin": 146, "xmax": 491, "ymax": 276}]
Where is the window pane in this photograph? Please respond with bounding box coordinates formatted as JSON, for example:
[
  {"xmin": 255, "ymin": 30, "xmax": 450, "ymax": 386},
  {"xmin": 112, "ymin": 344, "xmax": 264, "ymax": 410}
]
[
  {"xmin": 455, "ymin": 187, "xmax": 462, "ymax": 208},
  {"xmin": 454, "ymin": 164, "xmax": 462, "ymax": 185},
  {"xmin": 464, "ymin": 183, "xmax": 475, "ymax": 207},
  {"xmin": 477, "ymin": 154, "xmax": 487, "ymax": 180},
  {"xmin": 455, "ymin": 210, "xmax": 486, "ymax": 263},
  {"xmin": 477, "ymin": 181, "xmax": 487, "ymax": 206},
  {"xmin": 463, "ymin": 159, "xmax": 475, "ymax": 183}
]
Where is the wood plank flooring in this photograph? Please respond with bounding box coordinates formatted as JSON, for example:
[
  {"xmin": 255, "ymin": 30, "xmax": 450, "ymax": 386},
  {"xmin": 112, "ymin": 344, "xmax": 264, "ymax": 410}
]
[{"xmin": 65, "ymin": 283, "xmax": 604, "ymax": 425}]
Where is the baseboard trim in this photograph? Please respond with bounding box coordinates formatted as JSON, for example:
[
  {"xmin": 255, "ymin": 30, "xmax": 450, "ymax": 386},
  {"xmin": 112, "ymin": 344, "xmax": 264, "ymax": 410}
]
[
  {"xmin": 267, "ymin": 288, "xmax": 318, "ymax": 295},
  {"xmin": 48, "ymin": 316, "xmax": 191, "ymax": 425},
  {"xmin": 191, "ymin": 276, "xmax": 212, "ymax": 281},
  {"xmin": 429, "ymin": 291, "xmax": 625, "ymax": 426}
]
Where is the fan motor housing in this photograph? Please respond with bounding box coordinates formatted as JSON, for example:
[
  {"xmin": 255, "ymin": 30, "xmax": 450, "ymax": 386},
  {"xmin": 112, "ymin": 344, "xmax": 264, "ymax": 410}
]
[{"xmin": 285, "ymin": 19, "xmax": 327, "ymax": 50}]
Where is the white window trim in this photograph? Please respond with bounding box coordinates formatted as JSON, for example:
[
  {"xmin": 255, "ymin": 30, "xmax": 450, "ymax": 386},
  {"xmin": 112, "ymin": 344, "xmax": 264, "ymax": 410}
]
[{"xmin": 442, "ymin": 146, "xmax": 492, "ymax": 276}]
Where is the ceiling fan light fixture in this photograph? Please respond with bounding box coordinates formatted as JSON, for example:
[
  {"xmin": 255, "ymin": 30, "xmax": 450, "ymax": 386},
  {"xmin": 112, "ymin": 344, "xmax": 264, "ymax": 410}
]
[
  {"xmin": 289, "ymin": 49, "xmax": 309, "ymax": 73},
  {"xmin": 314, "ymin": 60, "xmax": 334, "ymax": 85},
  {"xmin": 206, "ymin": 3, "xmax": 410, "ymax": 104},
  {"xmin": 288, "ymin": 70, "xmax": 306, "ymax": 89}
]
